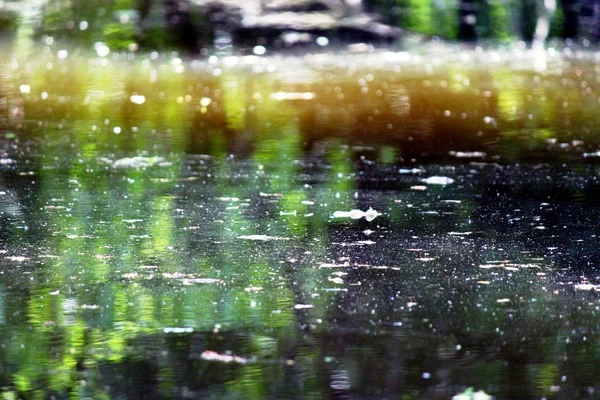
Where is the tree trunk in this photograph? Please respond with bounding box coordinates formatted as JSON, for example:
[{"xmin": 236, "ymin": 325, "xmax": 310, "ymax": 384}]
[
  {"xmin": 458, "ymin": 0, "xmax": 477, "ymax": 40},
  {"xmin": 532, "ymin": 0, "xmax": 557, "ymax": 50},
  {"xmin": 560, "ymin": 0, "xmax": 579, "ymax": 39},
  {"xmin": 164, "ymin": 0, "xmax": 198, "ymax": 50}
]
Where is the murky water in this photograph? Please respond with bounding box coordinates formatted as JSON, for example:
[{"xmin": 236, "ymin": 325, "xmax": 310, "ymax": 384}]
[{"xmin": 1, "ymin": 44, "xmax": 600, "ymax": 399}]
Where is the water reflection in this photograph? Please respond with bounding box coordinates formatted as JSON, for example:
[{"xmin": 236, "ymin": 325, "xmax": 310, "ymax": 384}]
[{"xmin": 0, "ymin": 48, "xmax": 599, "ymax": 398}]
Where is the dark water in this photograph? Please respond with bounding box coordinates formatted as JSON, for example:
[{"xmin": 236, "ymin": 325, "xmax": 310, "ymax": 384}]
[{"xmin": 1, "ymin": 45, "xmax": 600, "ymax": 399}]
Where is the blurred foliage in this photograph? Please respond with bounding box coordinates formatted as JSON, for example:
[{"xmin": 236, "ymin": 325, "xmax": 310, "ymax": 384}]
[
  {"xmin": 363, "ymin": 0, "xmax": 577, "ymax": 43},
  {"xmin": 35, "ymin": 0, "xmax": 141, "ymax": 50},
  {"xmin": 0, "ymin": 10, "xmax": 19, "ymax": 34},
  {"xmin": 0, "ymin": 0, "xmax": 591, "ymax": 50}
]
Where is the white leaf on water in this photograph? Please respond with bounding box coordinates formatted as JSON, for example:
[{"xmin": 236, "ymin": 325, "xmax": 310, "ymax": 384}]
[
  {"xmin": 294, "ymin": 304, "xmax": 313, "ymax": 309},
  {"xmin": 164, "ymin": 327, "xmax": 194, "ymax": 333},
  {"xmin": 201, "ymin": 350, "xmax": 249, "ymax": 364},
  {"xmin": 101, "ymin": 156, "xmax": 167, "ymax": 169},
  {"xmin": 496, "ymin": 298, "xmax": 510, "ymax": 303},
  {"xmin": 332, "ymin": 207, "xmax": 380, "ymax": 221},
  {"xmin": 399, "ymin": 168, "xmax": 424, "ymax": 174},
  {"xmin": 574, "ymin": 284, "xmax": 600, "ymax": 291},
  {"xmin": 355, "ymin": 240, "xmax": 376, "ymax": 245},
  {"xmin": 238, "ymin": 235, "xmax": 289, "ymax": 241},
  {"xmin": 364, "ymin": 207, "xmax": 381, "ymax": 221},
  {"xmin": 259, "ymin": 192, "xmax": 283, "ymax": 197},
  {"xmin": 328, "ymin": 277, "xmax": 344, "ymax": 284},
  {"xmin": 7, "ymin": 256, "xmax": 28, "ymax": 262},
  {"xmin": 319, "ymin": 262, "xmax": 350, "ymax": 268},
  {"xmin": 449, "ymin": 151, "xmax": 487, "ymax": 159},
  {"xmin": 333, "ymin": 210, "xmax": 360, "ymax": 218},
  {"xmin": 422, "ymin": 176, "xmax": 454, "ymax": 185}
]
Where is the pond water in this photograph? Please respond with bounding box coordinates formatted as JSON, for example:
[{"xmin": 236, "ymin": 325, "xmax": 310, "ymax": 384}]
[{"xmin": 1, "ymin": 44, "xmax": 600, "ymax": 399}]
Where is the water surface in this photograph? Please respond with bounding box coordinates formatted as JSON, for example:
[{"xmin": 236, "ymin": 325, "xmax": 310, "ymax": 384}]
[{"xmin": 0, "ymin": 45, "xmax": 600, "ymax": 399}]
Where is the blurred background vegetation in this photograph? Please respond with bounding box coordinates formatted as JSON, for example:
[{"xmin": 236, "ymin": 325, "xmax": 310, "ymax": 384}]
[{"xmin": 0, "ymin": 0, "xmax": 598, "ymax": 52}]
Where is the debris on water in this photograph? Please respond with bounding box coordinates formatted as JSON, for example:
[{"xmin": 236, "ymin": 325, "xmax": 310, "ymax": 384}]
[
  {"xmin": 333, "ymin": 209, "xmax": 364, "ymax": 219},
  {"xmin": 496, "ymin": 298, "xmax": 510, "ymax": 303},
  {"xmin": 7, "ymin": 256, "xmax": 29, "ymax": 262},
  {"xmin": 399, "ymin": 168, "xmax": 424, "ymax": 174},
  {"xmin": 448, "ymin": 231, "xmax": 472, "ymax": 235},
  {"xmin": 328, "ymin": 277, "xmax": 344, "ymax": 284},
  {"xmin": 449, "ymin": 151, "xmax": 487, "ymax": 159},
  {"xmin": 259, "ymin": 192, "xmax": 284, "ymax": 197},
  {"xmin": 294, "ymin": 304, "xmax": 313, "ymax": 309},
  {"xmin": 100, "ymin": 156, "xmax": 169, "ymax": 169},
  {"xmin": 574, "ymin": 284, "xmax": 600, "ymax": 291},
  {"xmin": 201, "ymin": 350, "xmax": 249, "ymax": 365},
  {"xmin": 583, "ymin": 151, "xmax": 600, "ymax": 158},
  {"xmin": 182, "ymin": 278, "xmax": 224, "ymax": 285},
  {"xmin": 164, "ymin": 327, "xmax": 194, "ymax": 334},
  {"xmin": 81, "ymin": 304, "xmax": 100, "ymax": 309},
  {"xmin": 319, "ymin": 262, "xmax": 350, "ymax": 268},
  {"xmin": 356, "ymin": 240, "xmax": 376, "ymax": 245},
  {"xmin": 442, "ymin": 199, "xmax": 462, "ymax": 204},
  {"xmin": 238, "ymin": 235, "xmax": 289, "ymax": 241},
  {"xmin": 452, "ymin": 388, "xmax": 494, "ymax": 400},
  {"xmin": 332, "ymin": 207, "xmax": 381, "ymax": 221},
  {"xmin": 421, "ymin": 176, "xmax": 455, "ymax": 185},
  {"xmin": 364, "ymin": 208, "xmax": 381, "ymax": 221},
  {"xmin": 280, "ymin": 210, "xmax": 297, "ymax": 216},
  {"xmin": 50, "ymin": 290, "xmax": 60, "ymax": 295},
  {"xmin": 410, "ymin": 185, "xmax": 427, "ymax": 191},
  {"xmin": 479, "ymin": 262, "xmax": 541, "ymax": 271},
  {"xmin": 333, "ymin": 240, "xmax": 376, "ymax": 246},
  {"xmin": 217, "ymin": 197, "xmax": 240, "ymax": 202}
]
